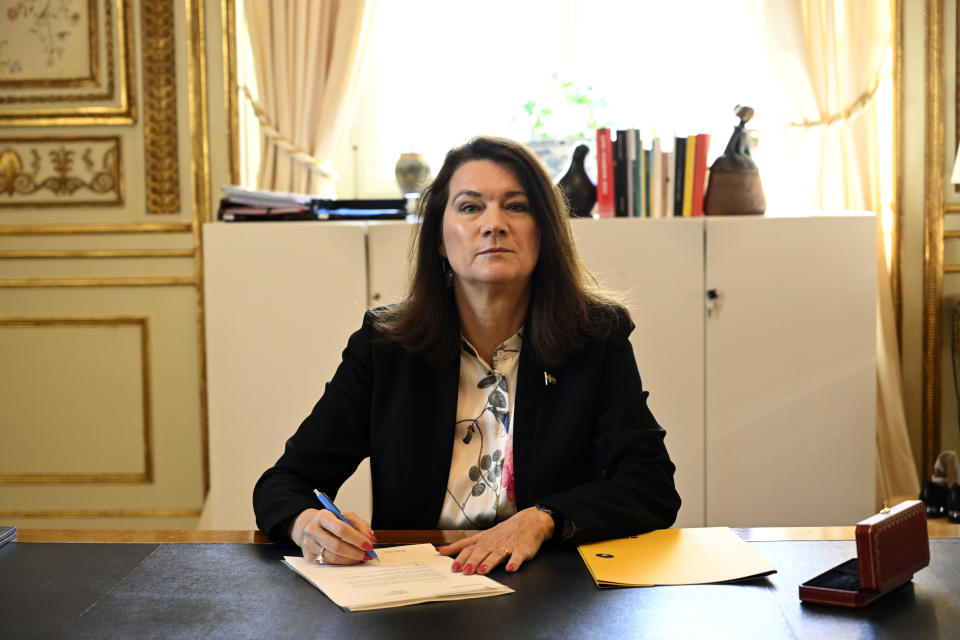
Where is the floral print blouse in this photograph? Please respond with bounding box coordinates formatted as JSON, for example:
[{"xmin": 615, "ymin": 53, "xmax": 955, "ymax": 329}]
[{"xmin": 437, "ymin": 330, "xmax": 522, "ymax": 529}]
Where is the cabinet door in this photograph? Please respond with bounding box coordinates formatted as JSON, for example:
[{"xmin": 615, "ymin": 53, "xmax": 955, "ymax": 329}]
[
  {"xmin": 202, "ymin": 222, "xmax": 372, "ymax": 529},
  {"xmin": 572, "ymin": 218, "xmax": 705, "ymax": 527},
  {"xmin": 367, "ymin": 222, "xmax": 418, "ymax": 307},
  {"xmin": 705, "ymin": 216, "xmax": 876, "ymax": 527}
]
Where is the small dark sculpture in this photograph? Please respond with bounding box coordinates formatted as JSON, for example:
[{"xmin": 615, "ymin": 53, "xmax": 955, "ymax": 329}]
[
  {"xmin": 704, "ymin": 105, "xmax": 766, "ymax": 215},
  {"xmin": 557, "ymin": 144, "xmax": 597, "ymax": 217}
]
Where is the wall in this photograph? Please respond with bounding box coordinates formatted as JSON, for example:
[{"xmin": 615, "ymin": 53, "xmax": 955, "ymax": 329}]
[
  {"xmin": 901, "ymin": 1, "xmax": 960, "ymax": 480},
  {"xmin": 0, "ymin": 0, "xmax": 230, "ymax": 528},
  {"xmin": 0, "ymin": 0, "xmax": 941, "ymax": 529},
  {"xmin": 902, "ymin": 0, "xmax": 928, "ymax": 483},
  {"xmin": 938, "ymin": 1, "xmax": 960, "ymax": 467}
]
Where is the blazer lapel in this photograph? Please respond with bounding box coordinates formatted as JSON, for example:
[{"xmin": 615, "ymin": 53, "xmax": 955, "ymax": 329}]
[{"xmin": 513, "ymin": 346, "xmax": 550, "ymax": 508}]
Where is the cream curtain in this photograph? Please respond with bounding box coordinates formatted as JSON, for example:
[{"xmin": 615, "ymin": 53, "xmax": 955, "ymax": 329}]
[
  {"xmin": 244, "ymin": 0, "xmax": 376, "ymax": 195},
  {"xmin": 758, "ymin": 0, "xmax": 919, "ymax": 502}
]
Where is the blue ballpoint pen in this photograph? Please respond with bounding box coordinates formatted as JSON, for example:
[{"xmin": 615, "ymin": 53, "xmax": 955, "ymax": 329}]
[{"xmin": 314, "ymin": 489, "xmax": 378, "ymax": 560}]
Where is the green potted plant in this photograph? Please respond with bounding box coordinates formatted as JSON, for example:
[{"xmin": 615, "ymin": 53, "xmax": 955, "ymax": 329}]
[{"xmin": 521, "ymin": 73, "xmax": 609, "ymax": 180}]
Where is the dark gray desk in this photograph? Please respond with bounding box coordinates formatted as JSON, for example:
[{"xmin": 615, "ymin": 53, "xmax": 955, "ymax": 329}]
[{"xmin": 1, "ymin": 538, "xmax": 957, "ymax": 639}]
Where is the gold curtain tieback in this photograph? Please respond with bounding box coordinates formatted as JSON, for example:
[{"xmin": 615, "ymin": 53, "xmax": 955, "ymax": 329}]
[
  {"xmin": 786, "ymin": 72, "xmax": 888, "ymax": 129},
  {"xmin": 240, "ymin": 85, "xmax": 339, "ymax": 180}
]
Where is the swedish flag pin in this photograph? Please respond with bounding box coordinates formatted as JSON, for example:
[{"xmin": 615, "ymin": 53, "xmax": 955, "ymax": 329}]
[{"xmin": 544, "ymin": 372, "xmax": 557, "ymax": 386}]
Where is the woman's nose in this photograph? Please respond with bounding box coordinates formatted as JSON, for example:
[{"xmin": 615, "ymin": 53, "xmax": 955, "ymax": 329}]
[{"xmin": 483, "ymin": 206, "xmax": 508, "ymax": 235}]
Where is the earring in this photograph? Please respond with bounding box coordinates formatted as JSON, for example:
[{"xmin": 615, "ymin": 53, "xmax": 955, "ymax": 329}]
[{"xmin": 440, "ymin": 256, "xmax": 454, "ymax": 287}]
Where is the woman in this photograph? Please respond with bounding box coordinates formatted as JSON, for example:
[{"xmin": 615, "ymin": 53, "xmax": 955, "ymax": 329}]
[{"xmin": 253, "ymin": 136, "xmax": 680, "ymax": 575}]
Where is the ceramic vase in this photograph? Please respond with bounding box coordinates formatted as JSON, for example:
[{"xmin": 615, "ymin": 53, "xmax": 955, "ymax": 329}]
[
  {"xmin": 557, "ymin": 144, "xmax": 596, "ymax": 217},
  {"xmin": 395, "ymin": 153, "xmax": 431, "ymax": 197}
]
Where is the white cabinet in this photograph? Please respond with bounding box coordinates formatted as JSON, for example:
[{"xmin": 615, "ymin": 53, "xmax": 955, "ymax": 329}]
[
  {"xmin": 569, "ymin": 219, "xmax": 705, "ymax": 527},
  {"xmin": 201, "ymin": 215, "xmax": 876, "ymax": 531},
  {"xmin": 200, "ymin": 222, "xmax": 373, "ymax": 530},
  {"xmin": 704, "ymin": 216, "xmax": 876, "ymax": 526}
]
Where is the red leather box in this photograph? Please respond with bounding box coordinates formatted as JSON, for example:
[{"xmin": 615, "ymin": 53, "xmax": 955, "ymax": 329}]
[{"xmin": 799, "ymin": 500, "xmax": 930, "ymax": 607}]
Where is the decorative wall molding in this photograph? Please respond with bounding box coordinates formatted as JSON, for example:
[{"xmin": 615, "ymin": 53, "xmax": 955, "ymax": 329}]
[
  {"xmin": 0, "ymin": 0, "xmax": 99, "ymax": 89},
  {"xmin": 0, "ymin": 249, "xmax": 194, "ymax": 259},
  {"xmin": 0, "ymin": 508, "xmax": 201, "ymax": 518},
  {"xmin": 142, "ymin": 0, "xmax": 180, "ymax": 214},
  {"xmin": 187, "ymin": 0, "xmax": 212, "ymax": 495},
  {"xmin": 0, "ymin": 136, "xmax": 122, "ymax": 207},
  {"xmin": 0, "ymin": 223, "xmax": 192, "ymax": 235},
  {"xmin": 0, "ymin": 0, "xmax": 135, "ymax": 125},
  {"xmin": 0, "ymin": 316, "xmax": 153, "ymax": 484},
  {"xmin": 0, "ymin": 277, "xmax": 195, "ymax": 287},
  {"xmin": 922, "ymin": 0, "xmax": 944, "ymax": 477}
]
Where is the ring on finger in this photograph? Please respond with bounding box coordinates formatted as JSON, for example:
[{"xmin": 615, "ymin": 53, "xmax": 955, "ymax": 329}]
[
  {"xmin": 319, "ymin": 548, "xmax": 326, "ymax": 563},
  {"xmin": 502, "ymin": 547, "xmax": 511, "ymax": 555}
]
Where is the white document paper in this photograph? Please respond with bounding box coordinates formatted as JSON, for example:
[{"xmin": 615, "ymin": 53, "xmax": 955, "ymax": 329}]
[{"xmin": 282, "ymin": 543, "xmax": 514, "ymax": 611}]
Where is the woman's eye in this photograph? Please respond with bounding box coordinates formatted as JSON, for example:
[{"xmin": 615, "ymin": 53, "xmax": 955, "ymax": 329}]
[
  {"xmin": 459, "ymin": 203, "xmax": 480, "ymax": 213},
  {"xmin": 507, "ymin": 202, "xmax": 529, "ymax": 212}
]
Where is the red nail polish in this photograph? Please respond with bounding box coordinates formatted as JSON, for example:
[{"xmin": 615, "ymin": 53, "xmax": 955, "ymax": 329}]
[
  {"xmin": 463, "ymin": 564, "xmax": 473, "ymax": 574},
  {"xmin": 478, "ymin": 565, "xmax": 487, "ymax": 574},
  {"xmin": 451, "ymin": 562, "xmax": 461, "ymax": 572},
  {"xmin": 368, "ymin": 532, "xmax": 378, "ymax": 543},
  {"xmin": 362, "ymin": 542, "xmax": 374, "ymax": 552},
  {"xmin": 506, "ymin": 563, "xmax": 516, "ymax": 572}
]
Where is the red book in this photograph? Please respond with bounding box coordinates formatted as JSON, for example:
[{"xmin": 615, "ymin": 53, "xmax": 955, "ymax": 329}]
[
  {"xmin": 691, "ymin": 133, "xmax": 710, "ymax": 216},
  {"xmin": 595, "ymin": 128, "xmax": 615, "ymax": 217}
]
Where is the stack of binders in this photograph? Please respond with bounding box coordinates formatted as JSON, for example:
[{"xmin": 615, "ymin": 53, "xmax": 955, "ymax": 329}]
[
  {"xmin": 217, "ymin": 186, "xmax": 409, "ymax": 222},
  {"xmin": 218, "ymin": 186, "xmax": 315, "ymax": 221},
  {"xmin": 312, "ymin": 199, "xmax": 408, "ymax": 220}
]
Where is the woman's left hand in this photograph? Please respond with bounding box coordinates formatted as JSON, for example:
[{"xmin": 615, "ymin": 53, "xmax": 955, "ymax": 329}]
[{"xmin": 436, "ymin": 506, "xmax": 554, "ymax": 574}]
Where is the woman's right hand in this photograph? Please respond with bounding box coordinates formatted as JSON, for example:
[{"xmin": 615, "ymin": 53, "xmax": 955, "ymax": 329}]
[{"xmin": 288, "ymin": 507, "xmax": 377, "ymax": 565}]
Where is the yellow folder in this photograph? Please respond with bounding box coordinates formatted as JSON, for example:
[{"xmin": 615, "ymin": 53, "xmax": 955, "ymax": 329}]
[{"xmin": 577, "ymin": 527, "xmax": 776, "ymax": 588}]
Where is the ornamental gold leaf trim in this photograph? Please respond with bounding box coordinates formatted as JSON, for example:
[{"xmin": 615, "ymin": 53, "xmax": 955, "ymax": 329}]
[
  {"xmin": 142, "ymin": 0, "xmax": 180, "ymax": 213},
  {"xmin": 0, "ymin": 137, "xmax": 122, "ymax": 206}
]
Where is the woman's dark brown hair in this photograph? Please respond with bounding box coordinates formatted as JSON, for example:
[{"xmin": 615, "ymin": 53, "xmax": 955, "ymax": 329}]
[{"xmin": 372, "ymin": 136, "xmax": 627, "ymax": 366}]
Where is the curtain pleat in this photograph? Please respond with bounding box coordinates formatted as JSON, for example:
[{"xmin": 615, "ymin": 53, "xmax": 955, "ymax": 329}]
[{"xmin": 244, "ymin": 0, "xmax": 376, "ymax": 195}]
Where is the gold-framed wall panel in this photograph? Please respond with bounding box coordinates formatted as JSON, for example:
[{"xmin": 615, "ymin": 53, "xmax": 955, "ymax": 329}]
[
  {"xmin": 0, "ymin": 285, "xmax": 205, "ymax": 516},
  {"xmin": 0, "ymin": 231, "xmax": 194, "ymax": 254},
  {"xmin": 0, "ymin": 316, "xmax": 153, "ymax": 484},
  {"xmin": 0, "ymin": 0, "xmax": 100, "ymax": 90},
  {"xmin": 0, "ymin": 0, "xmax": 136, "ymax": 126},
  {"xmin": 0, "ymin": 135, "xmax": 124, "ymax": 208},
  {"xmin": 0, "ymin": 0, "xmax": 216, "ymax": 526}
]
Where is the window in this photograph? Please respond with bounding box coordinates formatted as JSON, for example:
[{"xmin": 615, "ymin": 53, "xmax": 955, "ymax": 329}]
[{"xmin": 237, "ymin": 0, "xmax": 893, "ymax": 235}]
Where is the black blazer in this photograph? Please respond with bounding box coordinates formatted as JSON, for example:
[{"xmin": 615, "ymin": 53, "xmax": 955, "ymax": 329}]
[{"xmin": 253, "ymin": 309, "xmax": 681, "ymax": 544}]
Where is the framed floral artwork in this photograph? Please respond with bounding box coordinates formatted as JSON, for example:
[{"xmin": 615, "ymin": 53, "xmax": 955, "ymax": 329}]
[{"xmin": 0, "ymin": 0, "xmax": 134, "ymax": 125}]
